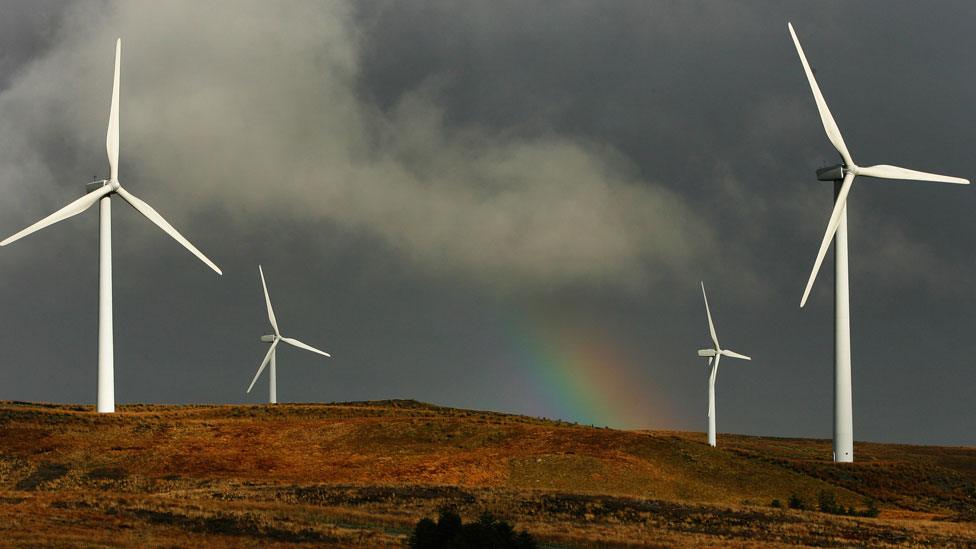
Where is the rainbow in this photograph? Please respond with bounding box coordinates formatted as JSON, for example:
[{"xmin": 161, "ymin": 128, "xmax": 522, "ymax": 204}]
[{"xmin": 497, "ymin": 308, "xmax": 661, "ymax": 429}]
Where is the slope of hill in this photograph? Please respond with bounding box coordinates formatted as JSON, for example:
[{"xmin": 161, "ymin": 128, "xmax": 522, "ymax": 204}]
[{"xmin": 0, "ymin": 400, "xmax": 973, "ymax": 547}]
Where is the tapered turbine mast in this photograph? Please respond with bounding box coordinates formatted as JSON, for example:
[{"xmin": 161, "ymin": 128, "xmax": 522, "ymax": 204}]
[
  {"xmin": 247, "ymin": 266, "xmax": 331, "ymax": 403},
  {"xmin": 696, "ymin": 282, "xmax": 751, "ymax": 447},
  {"xmin": 788, "ymin": 23, "xmax": 968, "ymax": 462},
  {"xmin": 0, "ymin": 39, "xmax": 222, "ymax": 413}
]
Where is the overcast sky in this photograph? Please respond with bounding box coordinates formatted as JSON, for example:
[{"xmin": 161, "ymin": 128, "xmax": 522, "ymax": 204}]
[{"xmin": 0, "ymin": 1, "xmax": 973, "ymax": 446}]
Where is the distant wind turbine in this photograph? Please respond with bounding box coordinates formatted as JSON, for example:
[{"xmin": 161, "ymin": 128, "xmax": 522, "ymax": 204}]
[
  {"xmin": 697, "ymin": 282, "xmax": 751, "ymax": 447},
  {"xmin": 247, "ymin": 266, "xmax": 331, "ymax": 403},
  {"xmin": 0, "ymin": 39, "xmax": 222, "ymax": 413},
  {"xmin": 788, "ymin": 23, "xmax": 968, "ymax": 462}
]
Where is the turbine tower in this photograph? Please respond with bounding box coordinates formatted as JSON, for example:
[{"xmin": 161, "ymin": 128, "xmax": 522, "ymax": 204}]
[
  {"xmin": 788, "ymin": 23, "xmax": 969, "ymax": 462},
  {"xmin": 697, "ymin": 282, "xmax": 751, "ymax": 447},
  {"xmin": 247, "ymin": 266, "xmax": 331, "ymax": 403},
  {"xmin": 0, "ymin": 39, "xmax": 222, "ymax": 413}
]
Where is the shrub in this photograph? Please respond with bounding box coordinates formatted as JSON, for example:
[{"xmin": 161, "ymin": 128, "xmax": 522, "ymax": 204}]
[
  {"xmin": 770, "ymin": 499, "xmax": 782, "ymax": 509},
  {"xmin": 863, "ymin": 498, "xmax": 880, "ymax": 518},
  {"xmin": 86, "ymin": 467, "xmax": 127, "ymax": 481},
  {"xmin": 811, "ymin": 490, "xmax": 880, "ymax": 517},
  {"xmin": 15, "ymin": 462, "xmax": 69, "ymax": 491},
  {"xmin": 409, "ymin": 509, "xmax": 537, "ymax": 549},
  {"xmin": 787, "ymin": 494, "xmax": 806, "ymax": 510},
  {"xmin": 818, "ymin": 490, "xmax": 843, "ymax": 514},
  {"xmin": 411, "ymin": 518, "xmax": 440, "ymax": 548}
]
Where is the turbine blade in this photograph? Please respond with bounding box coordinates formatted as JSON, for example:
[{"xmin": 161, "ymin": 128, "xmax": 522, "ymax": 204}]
[
  {"xmin": 0, "ymin": 185, "xmax": 113, "ymax": 246},
  {"xmin": 115, "ymin": 185, "xmax": 222, "ymax": 275},
  {"xmin": 857, "ymin": 164, "xmax": 969, "ymax": 185},
  {"xmin": 801, "ymin": 172, "xmax": 855, "ymax": 308},
  {"xmin": 701, "ymin": 281, "xmax": 719, "ymax": 350},
  {"xmin": 788, "ymin": 23, "xmax": 854, "ymax": 167},
  {"xmin": 106, "ymin": 38, "xmax": 121, "ymax": 182},
  {"xmin": 281, "ymin": 336, "xmax": 331, "ymax": 357},
  {"xmin": 708, "ymin": 354, "xmax": 719, "ymax": 418},
  {"xmin": 720, "ymin": 349, "xmax": 752, "ymax": 361},
  {"xmin": 259, "ymin": 265, "xmax": 280, "ymax": 336},
  {"xmin": 247, "ymin": 339, "xmax": 279, "ymax": 393}
]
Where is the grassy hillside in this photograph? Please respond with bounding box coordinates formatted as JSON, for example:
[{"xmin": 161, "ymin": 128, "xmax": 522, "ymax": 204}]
[{"xmin": 0, "ymin": 400, "xmax": 973, "ymax": 546}]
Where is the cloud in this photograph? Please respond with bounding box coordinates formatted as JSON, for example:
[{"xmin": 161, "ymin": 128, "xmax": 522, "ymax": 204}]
[{"xmin": 0, "ymin": 0, "xmax": 712, "ymax": 293}]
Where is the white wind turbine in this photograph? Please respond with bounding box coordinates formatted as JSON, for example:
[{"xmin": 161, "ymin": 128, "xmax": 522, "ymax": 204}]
[
  {"xmin": 0, "ymin": 39, "xmax": 222, "ymax": 413},
  {"xmin": 788, "ymin": 23, "xmax": 968, "ymax": 462},
  {"xmin": 247, "ymin": 266, "xmax": 331, "ymax": 403},
  {"xmin": 697, "ymin": 282, "xmax": 751, "ymax": 447}
]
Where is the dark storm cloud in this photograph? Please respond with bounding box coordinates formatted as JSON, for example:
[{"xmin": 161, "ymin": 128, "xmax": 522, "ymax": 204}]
[
  {"xmin": 0, "ymin": 0, "xmax": 66, "ymax": 89},
  {"xmin": 355, "ymin": 0, "xmax": 976, "ymax": 301},
  {"xmin": 0, "ymin": 1, "xmax": 712, "ymax": 293},
  {"xmin": 0, "ymin": 1, "xmax": 973, "ymax": 445}
]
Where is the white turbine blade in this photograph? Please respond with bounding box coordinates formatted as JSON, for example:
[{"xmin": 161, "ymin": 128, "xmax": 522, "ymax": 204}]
[
  {"xmin": 259, "ymin": 265, "xmax": 280, "ymax": 336},
  {"xmin": 700, "ymin": 281, "xmax": 719, "ymax": 350},
  {"xmin": 800, "ymin": 171, "xmax": 855, "ymax": 308},
  {"xmin": 281, "ymin": 336, "xmax": 331, "ymax": 357},
  {"xmin": 247, "ymin": 339, "xmax": 279, "ymax": 393},
  {"xmin": 0, "ymin": 185, "xmax": 113, "ymax": 246},
  {"xmin": 720, "ymin": 349, "xmax": 752, "ymax": 361},
  {"xmin": 707, "ymin": 354, "xmax": 719, "ymax": 420},
  {"xmin": 857, "ymin": 164, "xmax": 969, "ymax": 185},
  {"xmin": 106, "ymin": 38, "xmax": 121, "ymax": 182},
  {"xmin": 115, "ymin": 185, "xmax": 222, "ymax": 275},
  {"xmin": 788, "ymin": 23, "xmax": 854, "ymax": 167}
]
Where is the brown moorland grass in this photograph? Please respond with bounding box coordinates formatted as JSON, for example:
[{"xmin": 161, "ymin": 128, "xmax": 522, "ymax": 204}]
[{"xmin": 0, "ymin": 400, "xmax": 973, "ymax": 547}]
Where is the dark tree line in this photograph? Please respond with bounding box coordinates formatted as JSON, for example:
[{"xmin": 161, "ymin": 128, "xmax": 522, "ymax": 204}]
[{"xmin": 409, "ymin": 509, "xmax": 537, "ymax": 549}]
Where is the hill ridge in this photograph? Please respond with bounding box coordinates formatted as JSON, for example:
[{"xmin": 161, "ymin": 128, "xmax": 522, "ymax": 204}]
[{"xmin": 0, "ymin": 400, "xmax": 973, "ymax": 546}]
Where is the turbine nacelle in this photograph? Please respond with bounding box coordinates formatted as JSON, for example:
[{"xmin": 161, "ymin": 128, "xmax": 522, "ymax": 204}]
[
  {"xmin": 85, "ymin": 179, "xmax": 110, "ymax": 194},
  {"xmin": 84, "ymin": 179, "xmax": 121, "ymax": 195},
  {"xmin": 260, "ymin": 334, "xmax": 276, "ymax": 343},
  {"xmin": 816, "ymin": 165, "xmax": 846, "ymax": 182},
  {"xmin": 697, "ymin": 349, "xmax": 717, "ymax": 357}
]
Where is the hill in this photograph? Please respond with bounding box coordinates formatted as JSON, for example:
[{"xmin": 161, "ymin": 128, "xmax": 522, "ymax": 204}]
[{"xmin": 0, "ymin": 400, "xmax": 973, "ymax": 547}]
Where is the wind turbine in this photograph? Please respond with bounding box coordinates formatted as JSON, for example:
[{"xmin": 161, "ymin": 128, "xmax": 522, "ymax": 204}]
[
  {"xmin": 247, "ymin": 266, "xmax": 331, "ymax": 403},
  {"xmin": 0, "ymin": 39, "xmax": 222, "ymax": 413},
  {"xmin": 788, "ymin": 23, "xmax": 968, "ymax": 462},
  {"xmin": 697, "ymin": 282, "xmax": 751, "ymax": 447}
]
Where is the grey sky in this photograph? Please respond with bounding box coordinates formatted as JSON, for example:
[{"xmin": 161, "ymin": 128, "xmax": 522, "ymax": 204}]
[{"xmin": 0, "ymin": 0, "xmax": 973, "ymax": 445}]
